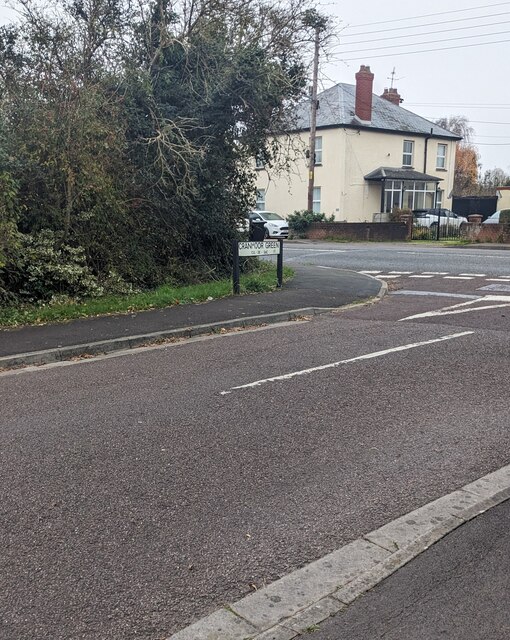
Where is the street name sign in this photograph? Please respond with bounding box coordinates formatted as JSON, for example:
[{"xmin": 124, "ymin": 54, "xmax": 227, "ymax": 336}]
[{"xmin": 238, "ymin": 240, "xmax": 281, "ymax": 256}]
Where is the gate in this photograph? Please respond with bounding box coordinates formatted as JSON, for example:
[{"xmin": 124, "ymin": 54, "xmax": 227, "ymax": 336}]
[{"xmin": 412, "ymin": 212, "xmax": 466, "ymax": 241}]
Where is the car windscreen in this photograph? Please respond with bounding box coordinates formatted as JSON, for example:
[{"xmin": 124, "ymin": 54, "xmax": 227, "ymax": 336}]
[{"xmin": 261, "ymin": 212, "xmax": 284, "ymax": 221}]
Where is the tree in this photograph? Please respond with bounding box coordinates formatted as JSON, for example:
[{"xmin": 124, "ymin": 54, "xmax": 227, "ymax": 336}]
[{"xmin": 0, "ymin": 0, "xmax": 321, "ymax": 301}]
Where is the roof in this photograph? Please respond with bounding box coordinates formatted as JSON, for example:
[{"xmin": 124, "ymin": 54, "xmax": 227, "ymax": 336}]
[
  {"xmin": 364, "ymin": 167, "xmax": 443, "ymax": 182},
  {"xmin": 292, "ymin": 83, "xmax": 461, "ymax": 140}
]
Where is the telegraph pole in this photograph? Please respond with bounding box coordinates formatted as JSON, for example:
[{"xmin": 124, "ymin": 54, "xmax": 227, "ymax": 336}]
[{"xmin": 307, "ymin": 25, "xmax": 320, "ymax": 212}]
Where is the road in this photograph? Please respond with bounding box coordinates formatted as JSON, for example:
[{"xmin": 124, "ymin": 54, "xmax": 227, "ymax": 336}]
[{"xmin": 1, "ymin": 241, "xmax": 509, "ymax": 639}]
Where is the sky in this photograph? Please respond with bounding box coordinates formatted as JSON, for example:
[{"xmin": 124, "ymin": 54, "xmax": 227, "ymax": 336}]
[
  {"xmin": 0, "ymin": 0, "xmax": 508, "ymax": 172},
  {"xmin": 321, "ymin": 0, "xmax": 510, "ymax": 173}
]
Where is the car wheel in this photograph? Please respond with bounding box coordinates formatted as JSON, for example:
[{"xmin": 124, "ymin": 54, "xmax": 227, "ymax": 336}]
[{"xmin": 264, "ymin": 228, "xmax": 270, "ymax": 239}]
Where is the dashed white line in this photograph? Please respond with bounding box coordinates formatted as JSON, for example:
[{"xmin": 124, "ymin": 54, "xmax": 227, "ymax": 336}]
[
  {"xmin": 389, "ymin": 271, "xmax": 413, "ymax": 274},
  {"xmin": 409, "ymin": 275, "xmax": 434, "ymax": 279},
  {"xmin": 443, "ymin": 276, "xmax": 474, "ymax": 280},
  {"xmin": 359, "ymin": 270, "xmax": 382, "ymax": 274},
  {"xmin": 460, "ymin": 273, "xmax": 486, "ymax": 277},
  {"xmin": 220, "ymin": 332, "xmax": 475, "ymax": 394},
  {"xmin": 376, "ymin": 275, "xmax": 400, "ymax": 279},
  {"xmin": 421, "ymin": 272, "xmax": 448, "ymax": 275},
  {"xmin": 486, "ymin": 278, "xmax": 510, "ymax": 282}
]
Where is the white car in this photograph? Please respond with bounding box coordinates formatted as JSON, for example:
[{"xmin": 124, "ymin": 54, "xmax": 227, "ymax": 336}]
[
  {"xmin": 483, "ymin": 210, "xmax": 502, "ymax": 224},
  {"xmin": 413, "ymin": 208, "xmax": 467, "ymax": 229},
  {"xmin": 249, "ymin": 211, "xmax": 289, "ymax": 238}
]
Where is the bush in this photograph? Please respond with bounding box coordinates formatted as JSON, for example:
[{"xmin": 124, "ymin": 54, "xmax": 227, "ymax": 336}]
[
  {"xmin": 0, "ymin": 230, "xmax": 103, "ymax": 304},
  {"xmin": 390, "ymin": 207, "xmax": 412, "ymax": 222},
  {"xmin": 499, "ymin": 209, "xmax": 510, "ymax": 225},
  {"xmin": 287, "ymin": 210, "xmax": 334, "ymax": 235}
]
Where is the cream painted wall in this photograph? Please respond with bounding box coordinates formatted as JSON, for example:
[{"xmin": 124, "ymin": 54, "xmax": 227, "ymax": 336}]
[
  {"xmin": 497, "ymin": 187, "xmax": 510, "ymax": 210},
  {"xmin": 256, "ymin": 127, "xmax": 457, "ymax": 222}
]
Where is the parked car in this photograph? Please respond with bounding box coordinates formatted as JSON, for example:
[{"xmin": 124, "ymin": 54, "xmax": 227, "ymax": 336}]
[
  {"xmin": 249, "ymin": 211, "xmax": 289, "ymax": 238},
  {"xmin": 482, "ymin": 210, "xmax": 501, "ymax": 224},
  {"xmin": 413, "ymin": 208, "xmax": 468, "ymax": 229}
]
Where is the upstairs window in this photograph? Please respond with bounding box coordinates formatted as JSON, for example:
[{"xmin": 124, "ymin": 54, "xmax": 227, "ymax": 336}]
[
  {"xmin": 402, "ymin": 140, "xmax": 414, "ymax": 167},
  {"xmin": 436, "ymin": 144, "xmax": 447, "ymax": 169},
  {"xmin": 255, "ymin": 154, "xmax": 265, "ymax": 169},
  {"xmin": 314, "ymin": 136, "xmax": 322, "ymax": 165}
]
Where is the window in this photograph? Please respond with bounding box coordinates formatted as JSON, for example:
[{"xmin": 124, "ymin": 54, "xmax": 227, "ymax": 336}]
[
  {"xmin": 312, "ymin": 187, "xmax": 321, "ymax": 213},
  {"xmin": 255, "ymin": 154, "xmax": 265, "ymax": 169},
  {"xmin": 314, "ymin": 136, "xmax": 322, "ymax": 165},
  {"xmin": 384, "ymin": 181, "xmax": 437, "ymax": 212},
  {"xmin": 436, "ymin": 189, "xmax": 443, "ymax": 207},
  {"xmin": 436, "ymin": 144, "xmax": 447, "ymax": 169},
  {"xmin": 256, "ymin": 189, "xmax": 265, "ymax": 211},
  {"xmin": 402, "ymin": 140, "xmax": 414, "ymax": 167},
  {"xmin": 384, "ymin": 180, "xmax": 403, "ymax": 212}
]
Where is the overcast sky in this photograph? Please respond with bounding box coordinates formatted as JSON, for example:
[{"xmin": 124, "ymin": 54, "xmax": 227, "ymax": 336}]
[
  {"xmin": 323, "ymin": 0, "xmax": 510, "ymax": 172},
  {"xmin": 0, "ymin": 0, "xmax": 508, "ymax": 172}
]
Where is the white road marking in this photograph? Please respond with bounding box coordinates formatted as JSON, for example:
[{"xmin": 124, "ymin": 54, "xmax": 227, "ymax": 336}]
[
  {"xmin": 392, "ymin": 290, "xmax": 481, "ymax": 299},
  {"xmin": 398, "ymin": 251, "xmax": 510, "ymax": 259},
  {"xmin": 359, "ymin": 270, "xmax": 382, "ymax": 274},
  {"xmin": 443, "ymin": 276, "xmax": 474, "ymax": 280},
  {"xmin": 376, "ymin": 275, "xmax": 400, "ymax": 279},
  {"xmin": 220, "ymin": 332, "xmax": 475, "ymax": 394},
  {"xmin": 284, "ymin": 248, "xmax": 347, "ymax": 253},
  {"xmin": 399, "ymin": 295, "xmax": 510, "ymax": 321},
  {"xmin": 460, "ymin": 273, "xmax": 486, "ymax": 277},
  {"xmin": 421, "ymin": 272, "xmax": 448, "ymax": 275},
  {"xmin": 486, "ymin": 278, "xmax": 510, "ymax": 282},
  {"xmin": 389, "ymin": 271, "xmax": 413, "ymax": 274},
  {"xmin": 409, "ymin": 275, "xmax": 434, "ymax": 279}
]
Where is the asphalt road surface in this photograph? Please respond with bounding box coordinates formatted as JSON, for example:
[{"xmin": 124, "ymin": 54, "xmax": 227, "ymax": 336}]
[{"xmin": 1, "ymin": 242, "xmax": 509, "ymax": 639}]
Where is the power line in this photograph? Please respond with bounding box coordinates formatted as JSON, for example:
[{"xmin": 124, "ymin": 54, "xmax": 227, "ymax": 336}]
[
  {"xmin": 338, "ymin": 27, "xmax": 510, "ymax": 55},
  {"xmin": 422, "ymin": 118, "xmax": 510, "ymax": 125},
  {"xmin": 341, "ymin": 18, "xmax": 510, "ymax": 47},
  {"xmin": 408, "ymin": 103, "xmax": 510, "ymax": 107},
  {"xmin": 341, "ymin": 37, "xmax": 510, "ymax": 61},
  {"xmin": 340, "ymin": 10, "xmax": 510, "ymax": 38},
  {"xmin": 342, "ymin": 1, "xmax": 510, "ymax": 29}
]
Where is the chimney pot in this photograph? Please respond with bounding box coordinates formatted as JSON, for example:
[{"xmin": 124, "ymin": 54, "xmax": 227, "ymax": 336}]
[
  {"xmin": 381, "ymin": 87, "xmax": 402, "ymax": 106},
  {"xmin": 355, "ymin": 65, "xmax": 375, "ymax": 122}
]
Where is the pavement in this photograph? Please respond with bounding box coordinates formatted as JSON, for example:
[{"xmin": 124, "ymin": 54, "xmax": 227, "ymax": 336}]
[{"xmin": 0, "ymin": 264, "xmax": 382, "ymax": 364}]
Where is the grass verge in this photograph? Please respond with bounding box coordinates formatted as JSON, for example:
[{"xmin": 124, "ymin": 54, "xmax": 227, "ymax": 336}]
[{"xmin": 0, "ymin": 263, "xmax": 294, "ymax": 328}]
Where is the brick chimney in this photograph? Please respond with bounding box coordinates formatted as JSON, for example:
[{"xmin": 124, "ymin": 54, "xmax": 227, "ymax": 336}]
[
  {"xmin": 355, "ymin": 65, "xmax": 374, "ymax": 122},
  {"xmin": 380, "ymin": 87, "xmax": 402, "ymax": 106}
]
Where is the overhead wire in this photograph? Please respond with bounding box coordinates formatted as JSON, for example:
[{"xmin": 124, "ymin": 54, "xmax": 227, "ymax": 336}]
[
  {"xmin": 338, "ymin": 27, "xmax": 510, "ymax": 55},
  {"xmin": 343, "ymin": 1, "xmax": 510, "ymax": 29}
]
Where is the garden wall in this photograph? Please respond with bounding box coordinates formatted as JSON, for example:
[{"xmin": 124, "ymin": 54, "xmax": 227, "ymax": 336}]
[{"xmin": 306, "ymin": 222, "xmax": 409, "ymax": 241}]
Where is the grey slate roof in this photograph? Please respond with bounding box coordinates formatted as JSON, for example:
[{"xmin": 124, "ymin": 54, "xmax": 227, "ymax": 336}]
[
  {"xmin": 292, "ymin": 83, "xmax": 461, "ymax": 140},
  {"xmin": 364, "ymin": 167, "xmax": 442, "ymax": 182}
]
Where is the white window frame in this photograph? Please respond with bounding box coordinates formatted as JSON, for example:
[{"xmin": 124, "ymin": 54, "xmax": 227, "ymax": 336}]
[
  {"xmin": 255, "ymin": 155, "xmax": 265, "ymax": 169},
  {"xmin": 255, "ymin": 188, "xmax": 265, "ymax": 211},
  {"xmin": 312, "ymin": 186, "xmax": 321, "ymax": 213},
  {"xmin": 436, "ymin": 144, "xmax": 447, "ymax": 169},
  {"xmin": 402, "ymin": 140, "xmax": 414, "ymax": 167},
  {"xmin": 436, "ymin": 189, "xmax": 443, "ymax": 207},
  {"xmin": 314, "ymin": 136, "xmax": 322, "ymax": 165}
]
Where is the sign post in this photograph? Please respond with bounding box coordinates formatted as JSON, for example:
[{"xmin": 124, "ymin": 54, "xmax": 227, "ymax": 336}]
[{"xmin": 232, "ymin": 240, "xmax": 284, "ymax": 294}]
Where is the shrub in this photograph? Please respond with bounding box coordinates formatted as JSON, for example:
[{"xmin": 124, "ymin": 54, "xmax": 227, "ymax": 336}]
[
  {"xmin": 390, "ymin": 207, "xmax": 412, "ymax": 222},
  {"xmin": 499, "ymin": 209, "xmax": 510, "ymax": 225},
  {"xmin": 1, "ymin": 230, "xmax": 103, "ymax": 304},
  {"xmin": 287, "ymin": 210, "xmax": 334, "ymax": 235}
]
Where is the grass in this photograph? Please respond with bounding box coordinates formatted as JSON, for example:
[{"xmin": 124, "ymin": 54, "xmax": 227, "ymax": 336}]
[{"xmin": 0, "ymin": 263, "xmax": 294, "ymax": 328}]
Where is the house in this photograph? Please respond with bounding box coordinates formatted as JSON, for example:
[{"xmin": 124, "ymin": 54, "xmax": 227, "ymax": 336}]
[{"xmin": 256, "ymin": 65, "xmax": 461, "ymax": 221}]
